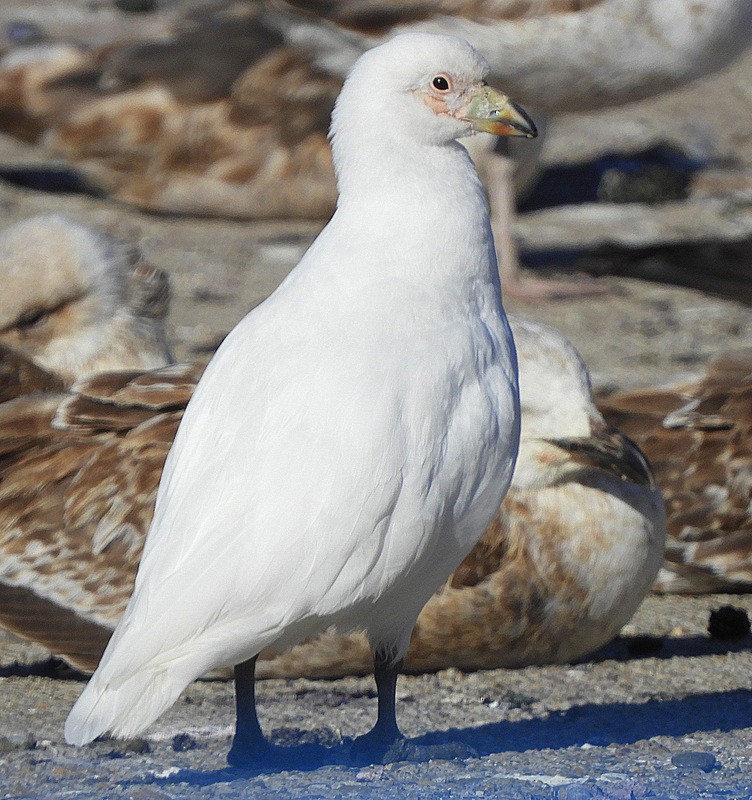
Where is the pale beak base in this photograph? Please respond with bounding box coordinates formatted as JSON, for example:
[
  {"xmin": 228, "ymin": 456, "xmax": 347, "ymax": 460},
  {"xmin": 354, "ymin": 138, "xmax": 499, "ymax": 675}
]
[{"xmin": 461, "ymin": 85, "xmax": 537, "ymax": 139}]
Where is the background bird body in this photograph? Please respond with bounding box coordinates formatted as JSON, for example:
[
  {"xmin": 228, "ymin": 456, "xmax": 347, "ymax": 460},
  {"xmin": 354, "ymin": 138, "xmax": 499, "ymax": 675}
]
[
  {"xmin": 600, "ymin": 348, "xmax": 752, "ymax": 594},
  {"xmin": 257, "ymin": 315, "xmax": 665, "ymax": 677},
  {"xmin": 462, "ymin": 0, "xmax": 748, "ymax": 110},
  {"xmin": 407, "ymin": 316, "xmax": 664, "ymax": 667},
  {"xmin": 278, "ymin": 0, "xmax": 752, "ymax": 112},
  {"xmin": 0, "ymin": 361, "xmax": 197, "ymax": 669},
  {"xmin": 64, "ymin": 33, "xmax": 522, "ymax": 749}
]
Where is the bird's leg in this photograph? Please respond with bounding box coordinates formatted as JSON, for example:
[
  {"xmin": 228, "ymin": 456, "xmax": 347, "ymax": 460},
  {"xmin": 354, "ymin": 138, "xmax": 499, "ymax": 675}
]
[
  {"xmin": 372, "ymin": 649, "xmax": 404, "ymax": 744},
  {"xmin": 350, "ymin": 649, "xmax": 405, "ymax": 763},
  {"xmin": 488, "ymin": 151, "xmax": 609, "ymax": 301},
  {"xmin": 349, "ymin": 647, "xmax": 478, "ymax": 765},
  {"xmin": 227, "ymin": 656, "xmax": 274, "ymax": 768},
  {"xmin": 227, "ymin": 655, "xmax": 330, "ymax": 771}
]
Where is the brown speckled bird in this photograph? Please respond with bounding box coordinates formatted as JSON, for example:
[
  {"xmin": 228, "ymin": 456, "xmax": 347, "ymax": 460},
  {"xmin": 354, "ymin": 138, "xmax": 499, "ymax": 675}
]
[
  {"xmin": 598, "ymin": 349, "xmax": 752, "ymax": 594},
  {"xmin": 0, "ymin": 315, "xmax": 665, "ymax": 675},
  {"xmin": 0, "ymin": 361, "xmax": 201, "ymax": 670}
]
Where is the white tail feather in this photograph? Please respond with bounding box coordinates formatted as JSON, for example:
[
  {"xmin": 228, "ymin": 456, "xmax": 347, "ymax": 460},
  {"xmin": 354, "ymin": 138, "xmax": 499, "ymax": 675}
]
[
  {"xmin": 64, "ymin": 617, "xmax": 287, "ymax": 746},
  {"xmin": 65, "ymin": 654, "xmax": 207, "ymax": 745}
]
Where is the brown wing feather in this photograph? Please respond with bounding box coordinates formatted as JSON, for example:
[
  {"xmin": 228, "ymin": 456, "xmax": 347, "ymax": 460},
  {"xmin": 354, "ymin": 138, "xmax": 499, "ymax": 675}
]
[
  {"xmin": 69, "ymin": 363, "xmax": 201, "ymax": 406},
  {"xmin": 0, "ymin": 346, "xmax": 65, "ymax": 403},
  {"xmin": 598, "ymin": 350, "xmax": 752, "ymax": 592},
  {"xmin": 0, "ymin": 583, "xmax": 112, "ymax": 672},
  {"xmin": 0, "ymin": 395, "xmax": 62, "ymax": 457},
  {"xmin": 0, "ymin": 365, "xmax": 200, "ymax": 668},
  {"xmin": 55, "ymin": 363, "xmax": 203, "ymax": 430}
]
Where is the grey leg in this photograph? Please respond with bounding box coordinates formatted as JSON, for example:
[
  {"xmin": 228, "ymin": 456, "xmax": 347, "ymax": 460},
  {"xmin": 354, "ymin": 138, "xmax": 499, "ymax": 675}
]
[{"xmin": 227, "ymin": 656, "xmax": 272, "ymax": 767}]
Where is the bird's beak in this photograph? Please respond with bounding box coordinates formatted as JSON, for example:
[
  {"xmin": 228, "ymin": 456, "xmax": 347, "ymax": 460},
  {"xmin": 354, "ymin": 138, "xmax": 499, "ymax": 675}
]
[
  {"xmin": 459, "ymin": 84, "xmax": 537, "ymax": 138},
  {"xmin": 545, "ymin": 428, "xmax": 656, "ymax": 489}
]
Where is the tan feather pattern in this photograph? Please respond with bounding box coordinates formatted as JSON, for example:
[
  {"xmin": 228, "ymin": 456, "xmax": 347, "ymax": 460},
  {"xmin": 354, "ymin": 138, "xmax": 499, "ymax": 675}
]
[
  {"xmin": 0, "ymin": 362, "xmax": 202, "ymax": 670},
  {"xmin": 0, "ymin": 9, "xmax": 340, "ymax": 219},
  {"xmin": 0, "ymin": 318, "xmax": 665, "ymax": 676},
  {"xmin": 0, "ymin": 346, "xmax": 64, "ymax": 404},
  {"xmin": 598, "ymin": 349, "xmax": 752, "ymax": 593}
]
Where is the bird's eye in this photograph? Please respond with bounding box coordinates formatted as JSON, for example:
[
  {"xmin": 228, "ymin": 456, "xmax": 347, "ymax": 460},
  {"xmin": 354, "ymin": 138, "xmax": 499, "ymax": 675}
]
[{"xmin": 431, "ymin": 75, "xmax": 450, "ymax": 92}]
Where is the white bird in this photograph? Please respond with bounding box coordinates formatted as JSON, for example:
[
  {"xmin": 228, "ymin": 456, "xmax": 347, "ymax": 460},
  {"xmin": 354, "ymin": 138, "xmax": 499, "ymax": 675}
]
[{"xmin": 64, "ymin": 33, "xmax": 535, "ymax": 767}]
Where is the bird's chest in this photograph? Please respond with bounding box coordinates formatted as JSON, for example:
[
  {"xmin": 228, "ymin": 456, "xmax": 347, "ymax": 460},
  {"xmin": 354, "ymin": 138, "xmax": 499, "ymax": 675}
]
[
  {"xmin": 338, "ymin": 310, "xmax": 520, "ymax": 613},
  {"xmin": 369, "ymin": 306, "xmax": 518, "ymax": 539}
]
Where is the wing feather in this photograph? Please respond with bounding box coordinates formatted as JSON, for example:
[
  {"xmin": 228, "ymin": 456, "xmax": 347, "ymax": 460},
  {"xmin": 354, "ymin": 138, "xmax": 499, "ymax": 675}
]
[
  {"xmin": 0, "ymin": 365, "xmax": 194, "ymax": 666},
  {"xmin": 598, "ymin": 349, "xmax": 752, "ymax": 592}
]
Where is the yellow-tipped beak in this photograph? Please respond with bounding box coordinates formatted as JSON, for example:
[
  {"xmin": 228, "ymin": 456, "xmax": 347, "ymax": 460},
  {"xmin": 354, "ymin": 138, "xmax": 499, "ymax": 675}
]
[{"xmin": 461, "ymin": 85, "xmax": 537, "ymax": 138}]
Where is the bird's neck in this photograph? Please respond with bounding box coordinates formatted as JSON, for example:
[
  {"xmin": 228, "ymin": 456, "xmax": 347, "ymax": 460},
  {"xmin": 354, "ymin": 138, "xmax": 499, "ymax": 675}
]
[
  {"xmin": 330, "ymin": 135, "xmax": 499, "ymax": 289},
  {"xmin": 334, "ymin": 133, "xmax": 479, "ymax": 204}
]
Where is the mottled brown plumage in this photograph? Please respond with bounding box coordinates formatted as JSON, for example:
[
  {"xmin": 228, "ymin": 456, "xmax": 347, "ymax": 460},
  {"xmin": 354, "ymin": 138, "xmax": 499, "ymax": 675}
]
[
  {"xmin": 1, "ymin": 1, "xmax": 750, "ymax": 303},
  {"xmin": 0, "ymin": 0, "xmax": 748, "ymax": 226},
  {"xmin": 0, "ymin": 361, "xmax": 201, "ymax": 670},
  {"xmin": 0, "ymin": 7, "xmax": 340, "ymax": 218},
  {"xmin": 0, "ymin": 346, "xmax": 63, "ymax": 404},
  {"xmin": 599, "ymin": 349, "xmax": 752, "ymax": 593}
]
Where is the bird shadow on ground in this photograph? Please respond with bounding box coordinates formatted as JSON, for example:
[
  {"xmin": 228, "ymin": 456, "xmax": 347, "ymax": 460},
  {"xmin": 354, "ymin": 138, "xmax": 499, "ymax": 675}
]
[
  {"xmin": 139, "ymin": 687, "xmax": 752, "ymax": 787},
  {"xmin": 591, "ymin": 632, "xmax": 752, "ymax": 662},
  {"xmin": 417, "ymin": 688, "xmax": 752, "ymax": 755}
]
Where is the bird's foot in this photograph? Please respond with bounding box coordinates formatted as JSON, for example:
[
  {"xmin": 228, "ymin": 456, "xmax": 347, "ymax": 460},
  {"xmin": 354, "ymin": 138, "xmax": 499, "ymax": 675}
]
[
  {"xmin": 347, "ymin": 730, "xmax": 478, "ymax": 765},
  {"xmin": 227, "ymin": 735, "xmax": 328, "ymax": 772},
  {"xmin": 227, "ymin": 733, "xmax": 276, "ymax": 770},
  {"xmin": 347, "ymin": 727, "xmax": 407, "ymax": 766},
  {"xmin": 504, "ymin": 272, "xmax": 611, "ymax": 301}
]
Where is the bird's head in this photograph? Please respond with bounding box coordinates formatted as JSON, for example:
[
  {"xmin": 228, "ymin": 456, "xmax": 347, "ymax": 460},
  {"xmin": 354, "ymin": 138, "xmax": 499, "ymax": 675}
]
[
  {"xmin": 510, "ymin": 313, "xmax": 598, "ymax": 443},
  {"xmin": 330, "ymin": 32, "xmax": 536, "ymax": 153},
  {"xmin": 0, "ymin": 214, "xmax": 172, "ymax": 384},
  {"xmin": 509, "ymin": 314, "xmax": 657, "ymax": 491}
]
